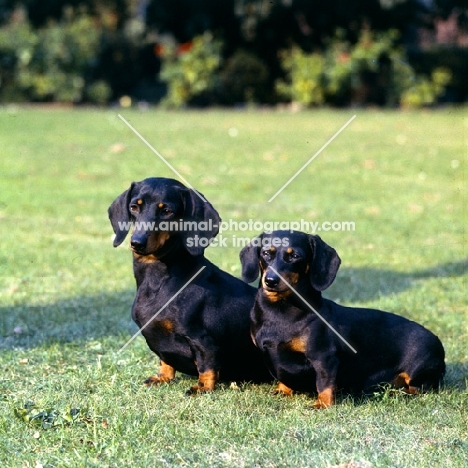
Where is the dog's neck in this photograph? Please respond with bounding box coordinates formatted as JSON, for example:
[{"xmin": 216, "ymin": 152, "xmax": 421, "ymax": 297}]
[
  {"xmin": 132, "ymin": 240, "xmax": 204, "ymax": 287},
  {"xmin": 283, "ymin": 282, "xmax": 324, "ymax": 311},
  {"xmin": 291, "ymin": 286, "xmax": 323, "ymax": 310}
]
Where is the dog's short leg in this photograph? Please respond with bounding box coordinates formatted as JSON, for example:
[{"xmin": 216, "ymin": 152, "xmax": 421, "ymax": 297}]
[
  {"xmin": 184, "ymin": 338, "xmax": 221, "ymax": 394},
  {"xmin": 392, "ymin": 372, "xmax": 420, "ymax": 394},
  {"xmin": 144, "ymin": 361, "xmax": 176, "ymax": 386},
  {"xmin": 313, "ymin": 387, "xmax": 335, "ymax": 409},
  {"xmin": 274, "ymin": 382, "xmax": 294, "ymax": 396},
  {"xmin": 186, "ymin": 369, "xmax": 220, "ymax": 394},
  {"xmin": 313, "ymin": 359, "xmax": 338, "ymax": 408}
]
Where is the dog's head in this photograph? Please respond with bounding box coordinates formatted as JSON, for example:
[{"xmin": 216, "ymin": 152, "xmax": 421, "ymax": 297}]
[
  {"xmin": 240, "ymin": 230, "xmax": 341, "ymax": 300},
  {"xmin": 108, "ymin": 177, "xmax": 221, "ymax": 257}
]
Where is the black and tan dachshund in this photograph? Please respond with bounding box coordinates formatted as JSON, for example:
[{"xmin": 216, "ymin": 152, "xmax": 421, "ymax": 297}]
[
  {"xmin": 240, "ymin": 230, "xmax": 445, "ymax": 408},
  {"xmin": 109, "ymin": 177, "xmax": 271, "ymax": 393}
]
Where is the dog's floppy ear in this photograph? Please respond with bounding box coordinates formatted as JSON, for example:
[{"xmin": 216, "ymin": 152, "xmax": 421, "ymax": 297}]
[
  {"xmin": 240, "ymin": 234, "xmax": 263, "ymax": 283},
  {"xmin": 308, "ymin": 235, "xmax": 341, "ymax": 291},
  {"xmin": 108, "ymin": 182, "xmax": 135, "ymax": 247},
  {"xmin": 181, "ymin": 188, "xmax": 221, "ymax": 256}
]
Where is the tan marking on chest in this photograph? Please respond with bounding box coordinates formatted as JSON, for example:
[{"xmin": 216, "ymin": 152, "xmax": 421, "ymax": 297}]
[{"xmin": 156, "ymin": 319, "xmax": 175, "ymax": 334}]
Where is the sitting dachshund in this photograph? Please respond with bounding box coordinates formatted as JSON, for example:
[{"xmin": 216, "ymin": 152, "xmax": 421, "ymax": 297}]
[
  {"xmin": 240, "ymin": 230, "xmax": 445, "ymax": 408},
  {"xmin": 109, "ymin": 177, "xmax": 271, "ymax": 393}
]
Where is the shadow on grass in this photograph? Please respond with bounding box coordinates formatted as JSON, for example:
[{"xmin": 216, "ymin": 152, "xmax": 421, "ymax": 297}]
[
  {"xmin": 443, "ymin": 362, "xmax": 468, "ymax": 390},
  {"xmin": 329, "ymin": 259, "xmax": 467, "ymax": 303},
  {"xmin": 0, "ymin": 289, "xmax": 138, "ymax": 350}
]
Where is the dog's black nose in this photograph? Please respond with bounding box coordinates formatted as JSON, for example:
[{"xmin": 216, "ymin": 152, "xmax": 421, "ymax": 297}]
[
  {"xmin": 130, "ymin": 237, "xmax": 147, "ymax": 251},
  {"xmin": 264, "ymin": 275, "xmax": 280, "ymax": 288}
]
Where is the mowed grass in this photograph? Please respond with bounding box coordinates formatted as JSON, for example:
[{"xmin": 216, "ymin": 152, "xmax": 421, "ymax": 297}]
[{"xmin": 0, "ymin": 106, "xmax": 466, "ymax": 467}]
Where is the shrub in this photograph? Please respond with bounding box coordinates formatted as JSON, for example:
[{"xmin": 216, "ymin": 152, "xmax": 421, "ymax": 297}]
[
  {"xmin": 159, "ymin": 33, "xmax": 222, "ymax": 108},
  {"xmin": 86, "ymin": 80, "xmax": 112, "ymax": 105},
  {"xmin": 0, "ymin": 9, "xmax": 107, "ymax": 103},
  {"xmin": 0, "ymin": 16, "xmax": 37, "ymax": 101},
  {"xmin": 219, "ymin": 50, "xmax": 269, "ymax": 105},
  {"xmin": 276, "ymin": 48, "xmax": 325, "ymax": 106},
  {"xmin": 276, "ymin": 29, "xmax": 452, "ymax": 108},
  {"xmin": 399, "ymin": 67, "xmax": 452, "ymax": 108}
]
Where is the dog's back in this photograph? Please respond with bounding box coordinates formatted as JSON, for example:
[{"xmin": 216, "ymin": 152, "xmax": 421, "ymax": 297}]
[{"xmin": 319, "ymin": 300, "xmax": 445, "ymax": 393}]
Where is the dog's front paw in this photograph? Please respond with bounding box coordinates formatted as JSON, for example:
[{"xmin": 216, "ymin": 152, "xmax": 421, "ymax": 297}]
[
  {"xmin": 185, "ymin": 370, "xmax": 219, "ymax": 395},
  {"xmin": 144, "ymin": 361, "xmax": 176, "ymax": 386},
  {"xmin": 185, "ymin": 384, "xmax": 213, "ymax": 396},
  {"xmin": 273, "ymin": 382, "xmax": 294, "ymax": 396},
  {"xmin": 312, "ymin": 399, "xmax": 331, "ymax": 409},
  {"xmin": 144, "ymin": 374, "xmax": 173, "ymax": 386},
  {"xmin": 312, "ymin": 388, "xmax": 334, "ymax": 409}
]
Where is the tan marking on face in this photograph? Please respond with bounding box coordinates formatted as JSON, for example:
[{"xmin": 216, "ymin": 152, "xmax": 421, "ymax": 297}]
[
  {"xmin": 132, "ymin": 252, "xmax": 158, "ymax": 264},
  {"xmin": 146, "ymin": 231, "xmax": 171, "ymax": 251},
  {"xmin": 286, "ymin": 247, "xmax": 293, "ymax": 254},
  {"xmin": 156, "ymin": 231, "xmax": 170, "ymax": 248},
  {"xmin": 288, "ymin": 335, "xmax": 308, "ymax": 353},
  {"xmin": 158, "ymin": 202, "xmax": 164, "ymax": 208},
  {"xmin": 274, "ymin": 382, "xmax": 294, "ymax": 396},
  {"xmin": 269, "ymin": 246, "xmax": 276, "ymax": 252},
  {"xmin": 284, "ymin": 272, "xmax": 299, "ymax": 286},
  {"xmin": 262, "ymin": 288, "xmax": 292, "ymax": 302},
  {"xmin": 132, "ymin": 232, "xmax": 170, "ymax": 262},
  {"xmin": 260, "ymin": 270, "xmax": 293, "ymax": 301},
  {"xmin": 137, "ymin": 199, "xmax": 143, "ymax": 205}
]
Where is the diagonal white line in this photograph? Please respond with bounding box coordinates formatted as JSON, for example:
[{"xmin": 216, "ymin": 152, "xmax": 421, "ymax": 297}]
[
  {"xmin": 118, "ymin": 266, "xmax": 206, "ymax": 354},
  {"xmin": 118, "ymin": 114, "xmax": 207, "ymax": 203},
  {"xmin": 269, "ymin": 266, "xmax": 357, "ymax": 354},
  {"xmin": 268, "ymin": 114, "xmax": 356, "ymax": 202}
]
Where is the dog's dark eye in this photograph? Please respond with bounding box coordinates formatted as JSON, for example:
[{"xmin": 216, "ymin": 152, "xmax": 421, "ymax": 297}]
[
  {"xmin": 129, "ymin": 204, "xmax": 139, "ymax": 213},
  {"xmin": 262, "ymin": 249, "xmax": 275, "ymax": 260},
  {"xmin": 261, "ymin": 250, "xmax": 272, "ymax": 260},
  {"xmin": 161, "ymin": 208, "xmax": 173, "ymax": 216},
  {"xmin": 285, "ymin": 251, "xmax": 300, "ymax": 262}
]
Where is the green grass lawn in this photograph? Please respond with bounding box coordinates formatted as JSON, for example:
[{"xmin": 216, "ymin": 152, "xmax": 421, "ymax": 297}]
[{"xmin": 0, "ymin": 106, "xmax": 466, "ymax": 467}]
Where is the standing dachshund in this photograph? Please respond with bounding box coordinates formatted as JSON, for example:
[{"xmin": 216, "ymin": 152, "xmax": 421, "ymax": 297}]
[
  {"xmin": 240, "ymin": 230, "xmax": 445, "ymax": 408},
  {"xmin": 109, "ymin": 177, "xmax": 271, "ymax": 393}
]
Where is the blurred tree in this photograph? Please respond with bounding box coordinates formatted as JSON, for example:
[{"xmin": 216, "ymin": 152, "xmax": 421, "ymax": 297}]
[
  {"xmin": 434, "ymin": 0, "xmax": 468, "ymax": 17},
  {"xmin": 0, "ymin": 8, "xmax": 106, "ymax": 102},
  {"xmin": 0, "ymin": 1, "xmax": 129, "ymax": 27},
  {"xmin": 218, "ymin": 49, "xmax": 269, "ymax": 104},
  {"xmin": 146, "ymin": 0, "xmax": 241, "ymax": 57},
  {"xmin": 0, "ymin": 0, "xmax": 465, "ymax": 103}
]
